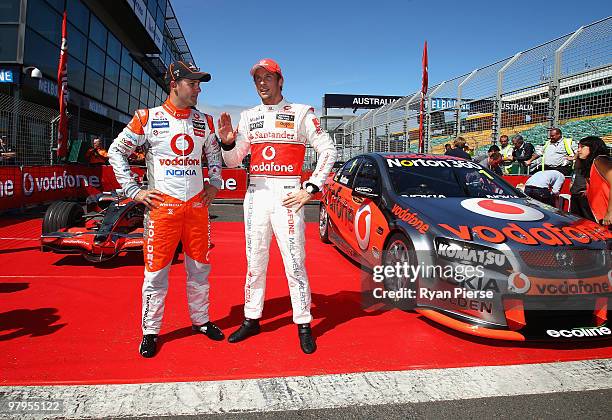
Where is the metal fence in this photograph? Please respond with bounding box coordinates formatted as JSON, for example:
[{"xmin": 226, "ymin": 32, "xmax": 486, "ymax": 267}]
[
  {"xmin": 0, "ymin": 87, "xmax": 59, "ymax": 166},
  {"xmin": 0, "ymin": 84, "xmax": 124, "ymax": 166},
  {"xmin": 328, "ymin": 16, "xmax": 612, "ymax": 164}
]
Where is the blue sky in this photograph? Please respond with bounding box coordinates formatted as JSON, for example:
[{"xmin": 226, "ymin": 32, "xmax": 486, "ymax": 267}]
[{"xmin": 173, "ymin": 0, "xmax": 609, "ymax": 119}]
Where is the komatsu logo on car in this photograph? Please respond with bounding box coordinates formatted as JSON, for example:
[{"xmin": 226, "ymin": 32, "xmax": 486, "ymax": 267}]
[
  {"xmin": 436, "ymin": 242, "xmax": 507, "ymax": 267},
  {"xmin": 158, "ymin": 157, "xmax": 200, "ymax": 166},
  {"xmin": 165, "ymin": 169, "xmax": 196, "ymax": 176},
  {"xmin": 546, "ymin": 326, "xmax": 611, "ymax": 338},
  {"xmin": 251, "ymin": 162, "xmax": 295, "ymax": 173}
]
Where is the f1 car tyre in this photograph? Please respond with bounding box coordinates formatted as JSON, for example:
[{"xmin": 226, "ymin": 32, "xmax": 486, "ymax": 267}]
[
  {"xmin": 319, "ymin": 204, "xmax": 331, "ymax": 243},
  {"xmin": 382, "ymin": 232, "xmax": 417, "ymax": 309},
  {"xmin": 42, "ymin": 201, "xmax": 84, "ymax": 234}
]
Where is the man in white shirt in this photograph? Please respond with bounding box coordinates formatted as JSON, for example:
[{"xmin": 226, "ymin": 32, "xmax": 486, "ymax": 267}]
[
  {"xmin": 524, "ymin": 169, "xmax": 566, "ymax": 206},
  {"xmin": 528, "ymin": 128, "xmax": 575, "ymax": 175}
]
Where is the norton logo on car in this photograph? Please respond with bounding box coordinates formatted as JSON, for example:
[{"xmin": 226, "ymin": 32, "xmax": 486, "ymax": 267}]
[
  {"xmin": 170, "ymin": 133, "xmax": 194, "ymax": 156},
  {"xmin": 461, "ymin": 198, "xmax": 544, "ymax": 221},
  {"xmin": 354, "ymin": 204, "xmax": 371, "ymax": 250}
]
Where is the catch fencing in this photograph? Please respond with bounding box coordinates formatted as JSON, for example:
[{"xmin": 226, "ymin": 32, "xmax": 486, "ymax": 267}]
[{"xmin": 329, "ymin": 16, "xmax": 612, "ymax": 163}]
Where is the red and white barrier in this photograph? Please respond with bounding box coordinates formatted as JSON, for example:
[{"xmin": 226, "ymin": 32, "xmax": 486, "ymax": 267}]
[{"xmin": 0, "ymin": 165, "xmax": 317, "ymax": 210}]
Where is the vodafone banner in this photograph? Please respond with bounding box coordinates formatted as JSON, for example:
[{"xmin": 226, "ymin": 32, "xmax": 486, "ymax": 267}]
[{"xmin": 0, "ymin": 165, "xmax": 320, "ymax": 210}]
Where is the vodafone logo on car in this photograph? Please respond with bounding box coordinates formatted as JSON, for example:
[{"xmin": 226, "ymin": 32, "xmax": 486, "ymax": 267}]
[
  {"xmin": 170, "ymin": 133, "xmax": 194, "ymax": 156},
  {"xmin": 461, "ymin": 198, "xmax": 544, "ymax": 221},
  {"xmin": 354, "ymin": 204, "xmax": 372, "ymax": 250},
  {"xmin": 508, "ymin": 272, "xmax": 530, "ymax": 294}
]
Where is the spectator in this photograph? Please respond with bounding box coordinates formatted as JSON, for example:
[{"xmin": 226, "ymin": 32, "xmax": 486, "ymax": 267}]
[
  {"xmin": 498, "ymin": 135, "xmax": 513, "ymax": 173},
  {"xmin": 475, "ymin": 145, "xmax": 503, "ymax": 175},
  {"xmin": 589, "ymin": 155, "xmax": 612, "ymax": 225},
  {"xmin": 530, "ymin": 127, "xmax": 575, "ymax": 175},
  {"xmin": 524, "ymin": 170, "xmax": 565, "ymax": 206},
  {"xmin": 570, "ymin": 136, "xmax": 607, "ymax": 221},
  {"xmin": 445, "ymin": 136, "xmax": 472, "ymax": 160},
  {"xmin": 85, "ymin": 138, "xmax": 109, "ymax": 165},
  {"xmin": 0, "ymin": 136, "xmax": 16, "ymax": 164},
  {"xmin": 512, "ymin": 135, "xmax": 535, "ymax": 174},
  {"xmin": 444, "ymin": 143, "xmax": 451, "ymax": 153}
]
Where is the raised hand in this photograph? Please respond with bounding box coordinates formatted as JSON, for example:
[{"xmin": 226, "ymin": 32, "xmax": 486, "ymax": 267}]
[{"xmin": 217, "ymin": 112, "xmax": 238, "ymax": 145}]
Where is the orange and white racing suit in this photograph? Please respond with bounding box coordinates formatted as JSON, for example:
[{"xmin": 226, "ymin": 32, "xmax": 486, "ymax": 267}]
[
  {"xmin": 108, "ymin": 100, "xmax": 222, "ymax": 334},
  {"xmin": 221, "ymin": 99, "xmax": 336, "ymax": 324}
]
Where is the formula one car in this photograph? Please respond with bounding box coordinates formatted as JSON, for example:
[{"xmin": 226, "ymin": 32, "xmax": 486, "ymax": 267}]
[
  {"xmin": 319, "ymin": 152, "xmax": 612, "ymax": 341},
  {"xmin": 40, "ymin": 191, "xmax": 145, "ymax": 262}
]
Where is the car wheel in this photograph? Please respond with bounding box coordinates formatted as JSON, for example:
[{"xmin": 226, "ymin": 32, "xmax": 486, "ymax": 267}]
[
  {"xmin": 382, "ymin": 232, "xmax": 417, "ymax": 309},
  {"xmin": 319, "ymin": 204, "xmax": 331, "ymax": 243},
  {"xmin": 42, "ymin": 201, "xmax": 84, "ymax": 234}
]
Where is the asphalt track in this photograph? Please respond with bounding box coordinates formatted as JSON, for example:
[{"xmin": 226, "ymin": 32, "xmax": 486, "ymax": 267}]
[{"xmin": 0, "ymin": 202, "xmax": 611, "ymax": 418}]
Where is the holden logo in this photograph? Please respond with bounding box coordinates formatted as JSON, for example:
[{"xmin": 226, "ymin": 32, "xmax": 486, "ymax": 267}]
[
  {"xmin": 262, "ymin": 145, "xmax": 276, "ymax": 160},
  {"xmin": 508, "ymin": 272, "xmax": 530, "ymax": 294},
  {"xmin": 155, "ymin": 111, "xmax": 164, "ymax": 119},
  {"xmin": 354, "ymin": 204, "xmax": 372, "ymax": 251},
  {"xmin": 461, "ymin": 198, "xmax": 544, "ymax": 221},
  {"xmin": 554, "ymin": 250, "xmax": 574, "ymax": 268},
  {"xmin": 170, "ymin": 133, "xmax": 194, "ymax": 156}
]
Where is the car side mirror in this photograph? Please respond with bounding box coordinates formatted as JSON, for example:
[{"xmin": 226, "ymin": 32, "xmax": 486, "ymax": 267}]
[{"xmin": 353, "ymin": 186, "xmax": 380, "ymax": 199}]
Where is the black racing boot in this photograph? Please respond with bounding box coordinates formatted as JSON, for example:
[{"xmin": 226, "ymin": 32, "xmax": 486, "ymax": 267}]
[
  {"xmin": 139, "ymin": 334, "xmax": 158, "ymax": 358},
  {"xmin": 228, "ymin": 318, "xmax": 261, "ymax": 343},
  {"xmin": 192, "ymin": 321, "xmax": 225, "ymax": 341},
  {"xmin": 298, "ymin": 324, "xmax": 316, "ymax": 354}
]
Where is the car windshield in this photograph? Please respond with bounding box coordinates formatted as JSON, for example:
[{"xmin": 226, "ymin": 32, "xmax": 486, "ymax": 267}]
[{"xmin": 386, "ymin": 157, "xmax": 520, "ymax": 198}]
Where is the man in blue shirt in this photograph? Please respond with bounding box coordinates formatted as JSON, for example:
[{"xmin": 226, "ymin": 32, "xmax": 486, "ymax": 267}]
[{"xmin": 524, "ymin": 170, "xmax": 565, "ymax": 206}]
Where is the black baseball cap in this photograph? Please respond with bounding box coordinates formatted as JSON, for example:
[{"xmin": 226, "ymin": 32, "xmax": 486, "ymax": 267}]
[{"xmin": 165, "ymin": 61, "xmax": 211, "ymax": 84}]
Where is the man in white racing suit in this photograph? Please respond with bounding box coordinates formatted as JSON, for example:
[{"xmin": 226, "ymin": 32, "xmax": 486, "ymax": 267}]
[
  {"xmin": 217, "ymin": 58, "xmax": 336, "ymax": 354},
  {"xmin": 108, "ymin": 61, "xmax": 224, "ymax": 358}
]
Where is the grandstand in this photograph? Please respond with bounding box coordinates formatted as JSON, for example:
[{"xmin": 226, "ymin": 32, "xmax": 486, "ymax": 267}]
[
  {"xmin": 429, "ymin": 113, "xmax": 612, "ymax": 155},
  {"xmin": 324, "ymin": 17, "xmax": 612, "ymax": 164}
]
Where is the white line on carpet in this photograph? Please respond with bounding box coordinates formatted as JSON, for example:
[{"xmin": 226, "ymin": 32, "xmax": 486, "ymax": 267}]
[{"xmin": 1, "ymin": 358, "xmax": 611, "ymax": 419}]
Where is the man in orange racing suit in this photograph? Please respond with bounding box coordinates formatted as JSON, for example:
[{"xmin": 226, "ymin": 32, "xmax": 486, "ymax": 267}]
[{"xmin": 108, "ymin": 61, "xmax": 224, "ymax": 358}]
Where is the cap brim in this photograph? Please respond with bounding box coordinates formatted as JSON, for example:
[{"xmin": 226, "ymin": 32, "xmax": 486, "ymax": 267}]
[{"xmin": 182, "ymin": 72, "xmax": 211, "ymax": 82}]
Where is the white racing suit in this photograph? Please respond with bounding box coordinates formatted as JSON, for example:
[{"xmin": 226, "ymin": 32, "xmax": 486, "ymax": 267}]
[
  {"xmin": 222, "ymin": 99, "xmax": 336, "ymax": 324},
  {"xmin": 108, "ymin": 100, "xmax": 222, "ymax": 334}
]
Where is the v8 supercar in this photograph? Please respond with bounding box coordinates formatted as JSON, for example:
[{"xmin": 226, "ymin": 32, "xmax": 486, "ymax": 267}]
[
  {"xmin": 319, "ymin": 153, "xmax": 612, "ymax": 341},
  {"xmin": 40, "ymin": 191, "xmax": 145, "ymax": 262}
]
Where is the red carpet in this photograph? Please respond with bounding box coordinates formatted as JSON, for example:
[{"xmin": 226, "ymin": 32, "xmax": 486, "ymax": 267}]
[{"xmin": 1, "ymin": 218, "xmax": 611, "ymax": 386}]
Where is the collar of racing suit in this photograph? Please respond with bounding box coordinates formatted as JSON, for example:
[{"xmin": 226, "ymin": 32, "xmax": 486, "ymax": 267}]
[
  {"xmin": 258, "ymin": 98, "xmax": 289, "ymax": 112},
  {"xmin": 162, "ymin": 99, "xmax": 191, "ymax": 119}
]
